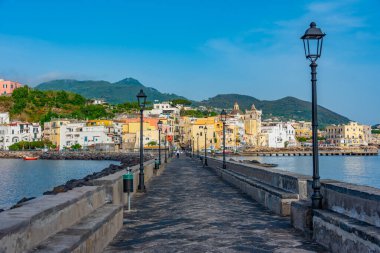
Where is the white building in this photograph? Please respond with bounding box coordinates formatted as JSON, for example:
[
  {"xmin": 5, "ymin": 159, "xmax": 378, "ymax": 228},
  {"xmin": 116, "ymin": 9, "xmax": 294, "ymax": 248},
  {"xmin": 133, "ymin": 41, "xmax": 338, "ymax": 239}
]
[
  {"xmin": 0, "ymin": 112, "xmax": 10, "ymax": 124},
  {"xmin": 144, "ymin": 102, "xmax": 180, "ymax": 117},
  {"xmin": 261, "ymin": 122, "xmax": 296, "ymax": 148},
  {"xmin": 0, "ymin": 122, "xmax": 42, "ymax": 150},
  {"xmin": 59, "ymin": 122, "xmax": 113, "ymax": 150},
  {"xmin": 87, "ymin": 99, "xmax": 107, "ymax": 105}
]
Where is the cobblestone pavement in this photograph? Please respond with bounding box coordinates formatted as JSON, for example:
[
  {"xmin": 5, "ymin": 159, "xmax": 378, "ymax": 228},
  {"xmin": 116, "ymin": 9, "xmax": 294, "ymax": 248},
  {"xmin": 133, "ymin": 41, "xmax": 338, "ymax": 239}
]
[{"xmin": 104, "ymin": 156, "xmax": 327, "ymax": 253}]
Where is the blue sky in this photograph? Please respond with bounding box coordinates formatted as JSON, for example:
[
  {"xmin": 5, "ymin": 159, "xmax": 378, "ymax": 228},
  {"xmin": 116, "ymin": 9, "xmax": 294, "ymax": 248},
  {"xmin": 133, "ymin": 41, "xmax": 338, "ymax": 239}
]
[{"xmin": 0, "ymin": 0, "xmax": 379, "ymax": 124}]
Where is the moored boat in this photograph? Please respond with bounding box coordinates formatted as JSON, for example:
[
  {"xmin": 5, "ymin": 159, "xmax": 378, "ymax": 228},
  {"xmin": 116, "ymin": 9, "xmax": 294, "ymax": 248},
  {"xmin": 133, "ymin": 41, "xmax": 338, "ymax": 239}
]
[{"xmin": 23, "ymin": 157, "xmax": 39, "ymax": 161}]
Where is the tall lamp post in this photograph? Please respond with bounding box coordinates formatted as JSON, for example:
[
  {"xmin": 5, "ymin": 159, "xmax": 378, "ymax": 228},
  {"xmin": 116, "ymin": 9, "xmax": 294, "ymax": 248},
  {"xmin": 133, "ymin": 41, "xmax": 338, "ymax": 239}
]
[
  {"xmin": 301, "ymin": 22, "xmax": 326, "ymax": 209},
  {"xmin": 197, "ymin": 133, "xmax": 200, "ymax": 159},
  {"xmin": 192, "ymin": 136, "xmax": 195, "ymax": 158},
  {"xmin": 157, "ymin": 120, "xmax": 163, "ymax": 166},
  {"xmin": 221, "ymin": 109, "xmax": 227, "ymax": 169},
  {"xmin": 137, "ymin": 89, "xmax": 147, "ymax": 192},
  {"xmin": 164, "ymin": 129, "xmax": 168, "ymax": 163},
  {"xmin": 204, "ymin": 126, "xmax": 208, "ymax": 166}
]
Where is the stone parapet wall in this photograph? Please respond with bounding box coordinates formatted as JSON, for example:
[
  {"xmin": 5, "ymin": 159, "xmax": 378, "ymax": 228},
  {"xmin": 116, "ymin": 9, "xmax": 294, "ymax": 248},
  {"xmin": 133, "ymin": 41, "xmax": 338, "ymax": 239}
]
[
  {"xmin": 0, "ymin": 158, "xmax": 165, "ymax": 253},
  {"xmin": 205, "ymin": 157, "xmax": 380, "ymax": 252},
  {"xmin": 0, "ymin": 150, "xmax": 43, "ymax": 159},
  {"xmin": 319, "ymin": 180, "xmax": 380, "ymax": 227},
  {"xmin": 206, "ymin": 158, "xmax": 301, "ymax": 216},
  {"xmin": 207, "ymin": 158, "xmax": 310, "ymax": 197}
]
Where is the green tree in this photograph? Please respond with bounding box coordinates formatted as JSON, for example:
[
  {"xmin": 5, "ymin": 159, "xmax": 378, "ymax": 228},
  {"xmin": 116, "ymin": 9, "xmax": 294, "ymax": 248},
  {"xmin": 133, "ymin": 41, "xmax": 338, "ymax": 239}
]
[
  {"xmin": 71, "ymin": 143, "xmax": 82, "ymax": 150},
  {"xmin": 147, "ymin": 141, "xmax": 157, "ymax": 146}
]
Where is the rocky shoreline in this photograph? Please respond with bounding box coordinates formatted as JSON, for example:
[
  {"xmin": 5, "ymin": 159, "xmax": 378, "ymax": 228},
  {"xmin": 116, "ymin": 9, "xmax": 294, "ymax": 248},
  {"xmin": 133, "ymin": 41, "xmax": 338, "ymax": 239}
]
[{"xmin": 0, "ymin": 151, "xmax": 153, "ymax": 211}]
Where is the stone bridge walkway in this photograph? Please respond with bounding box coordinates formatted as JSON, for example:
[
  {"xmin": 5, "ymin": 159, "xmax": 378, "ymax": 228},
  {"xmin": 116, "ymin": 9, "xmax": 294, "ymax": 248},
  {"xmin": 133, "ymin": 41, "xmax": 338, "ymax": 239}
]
[{"xmin": 104, "ymin": 156, "xmax": 326, "ymax": 253}]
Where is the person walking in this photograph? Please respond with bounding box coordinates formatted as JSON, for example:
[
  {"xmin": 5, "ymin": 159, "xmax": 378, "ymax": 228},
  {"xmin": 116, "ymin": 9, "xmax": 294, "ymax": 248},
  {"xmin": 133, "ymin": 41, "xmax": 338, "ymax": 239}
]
[{"xmin": 176, "ymin": 150, "xmax": 180, "ymax": 158}]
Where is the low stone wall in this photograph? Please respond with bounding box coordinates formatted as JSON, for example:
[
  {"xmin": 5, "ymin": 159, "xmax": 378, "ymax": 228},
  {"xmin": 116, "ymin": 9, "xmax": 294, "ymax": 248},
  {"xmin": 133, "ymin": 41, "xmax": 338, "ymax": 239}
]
[
  {"xmin": 204, "ymin": 157, "xmax": 380, "ymax": 252},
  {"xmin": 0, "ymin": 150, "xmax": 43, "ymax": 159},
  {"xmin": 0, "ymin": 158, "xmax": 167, "ymax": 253},
  {"xmin": 206, "ymin": 157, "xmax": 306, "ymax": 215},
  {"xmin": 0, "ymin": 151, "xmax": 153, "ymax": 163},
  {"xmin": 309, "ymin": 181, "xmax": 380, "ymax": 252}
]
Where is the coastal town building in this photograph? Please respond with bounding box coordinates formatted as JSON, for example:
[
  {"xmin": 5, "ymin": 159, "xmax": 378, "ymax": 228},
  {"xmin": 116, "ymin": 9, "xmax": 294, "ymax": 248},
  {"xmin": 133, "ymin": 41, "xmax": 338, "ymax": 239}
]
[
  {"xmin": 0, "ymin": 112, "xmax": 10, "ymax": 124},
  {"xmin": 59, "ymin": 122, "xmax": 114, "ymax": 151},
  {"xmin": 259, "ymin": 122, "xmax": 296, "ymax": 148},
  {"xmin": 291, "ymin": 121, "xmax": 312, "ymax": 139},
  {"xmin": 119, "ymin": 117, "xmax": 162, "ymax": 150},
  {"xmin": 189, "ymin": 117, "xmax": 219, "ymax": 152},
  {"xmin": 43, "ymin": 119, "xmax": 71, "ymax": 148},
  {"xmin": 0, "ymin": 122, "xmax": 41, "ymax": 150},
  {"xmin": 243, "ymin": 104, "xmax": 262, "ymax": 147},
  {"xmin": 87, "ymin": 99, "xmax": 107, "ymax": 105},
  {"xmin": 144, "ymin": 102, "xmax": 180, "ymax": 117},
  {"xmin": 0, "ymin": 79, "xmax": 22, "ymax": 95},
  {"xmin": 325, "ymin": 122, "xmax": 371, "ymax": 147}
]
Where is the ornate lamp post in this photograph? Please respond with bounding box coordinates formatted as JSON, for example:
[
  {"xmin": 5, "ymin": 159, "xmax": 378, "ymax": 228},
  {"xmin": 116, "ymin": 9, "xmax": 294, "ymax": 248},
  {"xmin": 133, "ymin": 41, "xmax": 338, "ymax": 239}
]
[
  {"xmin": 164, "ymin": 129, "xmax": 168, "ymax": 163},
  {"xmin": 157, "ymin": 120, "xmax": 163, "ymax": 166},
  {"xmin": 204, "ymin": 126, "xmax": 208, "ymax": 166},
  {"xmin": 197, "ymin": 133, "xmax": 200, "ymax": 159},
  {"xmin": 136, "ymin": 89, "xmax": 147, "ymax": 192},
  {"xmin": 192, "ymin": 136, "xmax": 195, "ymax": 158},
  {"xmin": 220, "ymin": 109, "xmax": 227, "ymax": 169},
  {"xmin": 301, "ymin": 22, "xmax": 326, "ymax": 209}
]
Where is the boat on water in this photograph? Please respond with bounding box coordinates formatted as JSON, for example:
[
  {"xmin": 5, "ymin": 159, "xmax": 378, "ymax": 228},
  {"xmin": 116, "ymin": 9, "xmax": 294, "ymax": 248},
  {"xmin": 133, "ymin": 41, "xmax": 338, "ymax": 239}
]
[{"xmin": 23, "ymin": 157, "xmax": 39, "ymax": 161}]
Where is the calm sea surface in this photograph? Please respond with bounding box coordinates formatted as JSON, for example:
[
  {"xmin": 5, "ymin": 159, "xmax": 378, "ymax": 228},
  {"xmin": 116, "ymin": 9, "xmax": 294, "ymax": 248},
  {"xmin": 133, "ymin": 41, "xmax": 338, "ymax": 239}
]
[
  {"xmin": 232, "ymin": 153, "xmax": 380, "ymax": 189},
  {"xmin": 0, "ymin": 159, "xmax": 120, "ymax": 210}
]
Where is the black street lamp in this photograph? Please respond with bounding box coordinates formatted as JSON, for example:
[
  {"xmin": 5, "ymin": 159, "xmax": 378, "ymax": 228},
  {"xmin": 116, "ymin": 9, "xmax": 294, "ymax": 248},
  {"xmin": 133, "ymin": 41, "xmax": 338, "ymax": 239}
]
[
  {"xmin": 137, "ymin": 89, "xmax": 147, "ymax": 192},
  {"xmin": 192, "ymin": 136, "xmax": 195, "ymax": 158},
  {"xmin": 157, "ymin": 120, "xmax": 163, "ymax": 166},
  {"xmin": 221, "ymin": 109, "xmax": 227, "ymax": 169},
  {"xmin": 197, "ymin": 133, "xmax": 200, "ymax": 159},
  {"xmin": 204, "ymin": 126, "xmax": 208, "ymax": 166},
  {"xmin": 301, "ymin": 22, "xmax": 326, "ymax": 209},
  {"xmin": 164, "ymin": 129, "xmax": 168, "ymax": 163}
]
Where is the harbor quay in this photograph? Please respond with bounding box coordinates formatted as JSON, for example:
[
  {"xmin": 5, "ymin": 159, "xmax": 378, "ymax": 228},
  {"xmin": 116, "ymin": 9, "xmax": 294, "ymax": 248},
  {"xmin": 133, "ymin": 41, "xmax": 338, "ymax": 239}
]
[{"xmin": 1, "ymin": 154, "xmax": 379, "ymax": 252}]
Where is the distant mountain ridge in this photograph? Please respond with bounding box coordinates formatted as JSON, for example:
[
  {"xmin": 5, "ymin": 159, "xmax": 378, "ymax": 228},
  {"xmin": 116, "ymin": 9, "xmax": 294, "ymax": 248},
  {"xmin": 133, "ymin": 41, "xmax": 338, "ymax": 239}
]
[
  {"xmin": 36, "ymin": 78, "xmax": 185, "ymax": 104},
  {"xmin": 198, "ymin": 94, "xmax": 350, "ymax": 127},
  {"xmin": 36, "ymin": 78, "xmax": 350, "ymax": 126}
]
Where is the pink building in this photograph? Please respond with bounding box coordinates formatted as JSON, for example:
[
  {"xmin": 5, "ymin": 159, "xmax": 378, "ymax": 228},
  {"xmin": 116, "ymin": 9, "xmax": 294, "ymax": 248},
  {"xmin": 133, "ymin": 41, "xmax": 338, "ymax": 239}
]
[{"xmin": 0, "ymin": 79, "xmax": 22, "ymax": 95}]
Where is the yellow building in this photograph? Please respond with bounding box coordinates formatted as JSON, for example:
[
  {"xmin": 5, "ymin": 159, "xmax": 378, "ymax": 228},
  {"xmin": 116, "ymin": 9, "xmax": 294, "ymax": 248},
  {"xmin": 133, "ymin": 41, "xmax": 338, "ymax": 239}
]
[
  {"xmin": 292, "ymin": 121, "xmax": 312, "ymax": 139},
  {"xmin": 224, "ymin": 123, "xmax": 241, "ymax": 151},
  {"xmin": 190, "ymin": 117, "xmax": 220, "ymax": 152},
  {"xmin": 43, "ymin": 119, "xmax": 71, "ymax": 148},
  {"xmin": 86, "ymin": 119, "xmax": 114, "ymax": 127},
  {"xmin": 178, "ymin": 116, "xmax": 194, "ymax": 148},
  {"xmin": 120, "ymin": 118, "xmax": 162, "ymax": 150},
  {"xmin": 325, "ymin": 122, "xmax": 369, "ymax": 147},
  {"xmin": 243, "ymin": 104, "xmax": 262, "ymax": 147}
]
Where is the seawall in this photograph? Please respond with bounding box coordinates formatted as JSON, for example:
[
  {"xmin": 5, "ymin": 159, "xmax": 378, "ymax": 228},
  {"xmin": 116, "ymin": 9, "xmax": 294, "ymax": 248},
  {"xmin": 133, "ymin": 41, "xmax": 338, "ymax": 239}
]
[
  {"xmin": 0, "ymin": 158, "xmax": 168, "ymax": 253},
  {"xmin": 205, "ymin": 157, "xmax": 380, "ymax": 253}
]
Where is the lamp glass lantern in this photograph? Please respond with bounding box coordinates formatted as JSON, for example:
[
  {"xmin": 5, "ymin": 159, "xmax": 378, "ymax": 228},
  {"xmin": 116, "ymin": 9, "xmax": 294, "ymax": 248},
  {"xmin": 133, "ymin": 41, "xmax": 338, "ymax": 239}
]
[
  {"xmin": 220, "ymin": 109, "xmax": 227, "ymax": 122},
  {"xmin": 204, "ymin": 126, "xmax": 208, "ymax": 134},
  {"xmin": 301, "ymin": 22, "xmax": 326, "ymax": 62},
  {"xmin": 157, "ymin": 120, "xmax": 163, "ymax": 131},
  {"xmin": 136, "ymin": 89, "xmax": 147, "ymax": 109}
]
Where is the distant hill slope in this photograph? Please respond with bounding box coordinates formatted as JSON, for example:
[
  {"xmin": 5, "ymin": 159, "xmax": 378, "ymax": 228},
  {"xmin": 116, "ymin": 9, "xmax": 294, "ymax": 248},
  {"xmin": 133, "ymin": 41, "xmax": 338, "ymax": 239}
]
[
  {"xmin": 36, "ymin": 77, "xmax": 185, "ymax": 104},
  {"xmin": 36, "ymin": 78, "xmax": 350, "ymax": 126},
  {"xmin": 198, "ymin": 94, "xmax": 350, "ymax": 127}
]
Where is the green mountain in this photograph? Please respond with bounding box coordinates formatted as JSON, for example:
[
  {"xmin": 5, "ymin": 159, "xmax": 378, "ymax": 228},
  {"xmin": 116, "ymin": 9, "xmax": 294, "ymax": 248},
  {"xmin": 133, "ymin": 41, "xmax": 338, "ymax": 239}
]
[
  {"xmin": 198, "ymin": 94, "xmax": 350, "ymax": 127},
  {"xmin": 35, "ymin": 78, "xmax": 350, "ymax": 126},
  {"xmin": 35, "ymin": 78, "xmax": 185, "ymax": 104}
]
